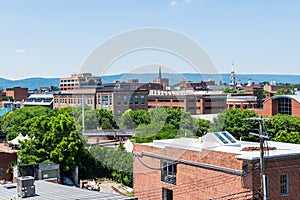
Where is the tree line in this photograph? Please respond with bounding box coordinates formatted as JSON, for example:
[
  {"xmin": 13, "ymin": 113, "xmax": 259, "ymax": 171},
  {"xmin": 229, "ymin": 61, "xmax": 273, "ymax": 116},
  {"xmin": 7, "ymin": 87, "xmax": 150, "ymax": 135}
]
[{"xmin": 1, "ymin": 105, "xmax": 300, "ymax": 188}]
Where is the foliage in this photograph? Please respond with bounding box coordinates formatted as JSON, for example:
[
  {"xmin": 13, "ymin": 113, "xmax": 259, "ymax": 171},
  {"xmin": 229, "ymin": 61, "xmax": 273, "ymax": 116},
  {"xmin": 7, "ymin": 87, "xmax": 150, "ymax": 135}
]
[
  {"xmin": 266, "ymin": 114, "xmax": 300, "ymax": 144},
  {"xmin": 222, "ymin": 88, "xmax": 237, "ymax": 93},
  {"xmin": 210, "ymin": 109, "xmax": 259, "ymax": 141},
  {"xmin": 96, "ymin": 108, "xmax": 118, "ymax": 129},
  {"xmin": 275, "ymin": 88, "xmax": 294, "ymax": 95},
  {"xmin": 89, "ymin": 146, "xmax": 133, "ymax": 187},
  {"xmin": 1, "ymin": 106, "xmax": 56, "ymax": 140},
  {"xmin": 131, "ymin": 107, "xmax": 210, "ymax": 143},
  {"xmin": 118, "ymin": 109, "xmax": 150, "ymax": 129}
]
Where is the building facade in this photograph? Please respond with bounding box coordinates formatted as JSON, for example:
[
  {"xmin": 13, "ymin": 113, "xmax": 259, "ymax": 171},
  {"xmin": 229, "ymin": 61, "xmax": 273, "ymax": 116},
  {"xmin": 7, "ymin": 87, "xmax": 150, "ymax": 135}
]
[
  {"xmin": 227, "ymin": 95, "xmax": 258, "ymax": 110},
  {"xmin": 53, "ymin": 86, "xmax": 149, "ymax": 117},
  {"xmin": 255, "ymin": 95, "xmax": 300, "ymax": 117},
  {"xmin": 5, "ymin": 87, "xmax": 28, "ymax": 101},
  {"xmin": 148, "ymin": 90, "xmax": 226, "ymax": 115},
  {"xmin": 133, "ymin": 132, "xmax": 300, "ymax": 200},
  {"xmin": 59, "ymin": 73, "xmax": 101, "ymax": 91}
]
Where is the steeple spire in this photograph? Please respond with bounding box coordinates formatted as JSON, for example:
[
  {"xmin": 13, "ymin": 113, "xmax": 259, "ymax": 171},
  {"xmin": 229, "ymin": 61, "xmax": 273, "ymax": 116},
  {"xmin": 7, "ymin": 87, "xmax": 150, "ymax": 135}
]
[
  {"xmin": 159, "ymin": 66, "xmax": 162, "ymax": 79},
  {"xmin": 229, "ymin": 62, "xmax": 236, "ymax": 88}
]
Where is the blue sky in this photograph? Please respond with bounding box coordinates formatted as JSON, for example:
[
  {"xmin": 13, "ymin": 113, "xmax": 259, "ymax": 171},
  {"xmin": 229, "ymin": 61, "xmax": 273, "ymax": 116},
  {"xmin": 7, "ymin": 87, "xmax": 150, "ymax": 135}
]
[{"xmin": 1, "ymin": 0, "xmax": 300, "ymax": 79}]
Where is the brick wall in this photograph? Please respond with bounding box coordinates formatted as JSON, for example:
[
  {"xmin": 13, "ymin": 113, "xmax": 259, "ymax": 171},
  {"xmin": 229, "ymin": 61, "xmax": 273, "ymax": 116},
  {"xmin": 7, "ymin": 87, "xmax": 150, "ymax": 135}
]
[
  {"xmin": 133, "ymin": 144, "xmax": 252, "ymax": 200},
  {"xmin": 0, "ymin": 152, "xmax": 17, "ymax": 181}
]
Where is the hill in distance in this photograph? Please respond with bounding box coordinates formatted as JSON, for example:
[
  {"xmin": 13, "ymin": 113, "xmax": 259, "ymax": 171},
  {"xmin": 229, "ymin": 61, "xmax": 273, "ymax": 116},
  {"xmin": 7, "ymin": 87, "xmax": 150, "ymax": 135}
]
[{"xmin": 1, "ymin": 73, "xmax": 300, "ymax": 90}]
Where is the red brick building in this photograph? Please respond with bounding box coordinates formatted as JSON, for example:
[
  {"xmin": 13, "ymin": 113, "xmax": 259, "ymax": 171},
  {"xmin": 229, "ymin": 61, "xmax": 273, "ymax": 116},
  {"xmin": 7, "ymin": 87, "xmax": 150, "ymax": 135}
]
[
  {"xmin": 148, "ymin": 90, "xmax": 226, "ymax": 115},
  {"xmin": 255, "ymin": 95, "xmax": 300, "ymax": 117},
  {"xmin": 5, "ymin": 87, "xmax": 28, "ymax": 101},
  {"xmin": 264, "ymin": 85, "xmax": 293, "ymax": 99},
  {"xmin": 133, "ymin": 132, "xmax": 300, "ymax": 199},
  {"xmin": 0, "ymin": 151, "xmax": 17, "ymax": 181}
]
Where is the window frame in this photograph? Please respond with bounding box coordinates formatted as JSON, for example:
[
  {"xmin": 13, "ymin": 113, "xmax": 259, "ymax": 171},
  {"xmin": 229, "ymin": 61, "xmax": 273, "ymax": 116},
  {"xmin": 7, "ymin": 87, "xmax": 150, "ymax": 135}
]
[{"xmin": 280, "ymin": 174, "xmax": 289, "ymax": 196}]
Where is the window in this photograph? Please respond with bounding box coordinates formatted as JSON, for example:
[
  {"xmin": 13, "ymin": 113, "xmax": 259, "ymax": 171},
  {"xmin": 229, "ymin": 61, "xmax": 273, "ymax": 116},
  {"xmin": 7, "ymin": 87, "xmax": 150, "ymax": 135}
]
[
  {"xmin": 135, "ymin": 96, "xmax": 139, "ymax": 104},
  {"xmin": 0, "ymin": 168, "xmax": 3, "ymax": 176},
  {"xmin": 278, "ymin": 98, "xmax": 291, "ymax": 115},
  {"xmin": 280, "ymin": 174, "xmax": 289, "ymax": 196},
  {"xmin": 161, "ymin": 161, "xmax": 177, "ymax": 185},
  {"xmin": 117, "ymin": 96, "xmax": 121, "ymax": 106},
  {"xmin": 124, "ymin": 96, "xmax": 128, "ymax": 105},
  {"xmin": 102, "ymin": 95, "xmax": 109, "ymax": 109},
  {"xmin": 109, "ymin": 95, "xmax": 112, "ymax": 105},
  {"xmin": 222, "ymin": 131, "xmax": 236, "ymax": 143},
  {"xmin": 162, "ymin": 188, "xmax": 173, "ymax": 200},
  {"xmin": 141, "ymin": 95, "xmax": 145, "ymax": 105},
  {"xmin": 98, "ymin": 96, "xmax": 101, "ymax": 104},
  {"xmin": 214, "ymin": 132, "xmax": 228, "ymax": 144},
  {"xmin": 129, "ymin": 96, "xmax": 133, "ymax": 105}
]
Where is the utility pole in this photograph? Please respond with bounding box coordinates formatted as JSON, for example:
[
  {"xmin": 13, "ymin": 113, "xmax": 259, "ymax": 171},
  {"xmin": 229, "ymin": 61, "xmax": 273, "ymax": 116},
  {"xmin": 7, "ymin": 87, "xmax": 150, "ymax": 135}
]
[
  {"xmin": 82, "ymin": 94, "xmax": 85, "ymax": 132},
  {"xmin": 247, "ymin": 115, "xmax": 271, "ymax": 200}
]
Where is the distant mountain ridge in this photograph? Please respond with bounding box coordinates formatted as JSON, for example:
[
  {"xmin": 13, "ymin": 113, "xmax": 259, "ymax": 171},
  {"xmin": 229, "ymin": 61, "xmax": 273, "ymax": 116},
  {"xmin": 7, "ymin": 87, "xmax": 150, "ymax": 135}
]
[{"xmin": 1, "ymin": 73, "xmax": 300, "ymax": 90}]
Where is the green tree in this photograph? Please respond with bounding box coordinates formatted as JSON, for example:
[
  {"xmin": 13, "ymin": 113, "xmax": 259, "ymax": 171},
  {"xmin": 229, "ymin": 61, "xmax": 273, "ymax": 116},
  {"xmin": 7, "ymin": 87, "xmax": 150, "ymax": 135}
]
[
  {"xmin": 96, "ymin": 108, "xmax": 117, "ymax": 129},
  {"xmin": 275, "ymin": 88, "xmax": 294, "ymax": 95},
  {"xmin": 1, "ymin": 106, "xmax": 56, "ymax": 140},
  {"xmin": 210, "ymin": 109, "xmax": 259, "ymax": 141},
  {"xmin": 89, "ymin": 146, "xmax": 133, "ymax": 187}
]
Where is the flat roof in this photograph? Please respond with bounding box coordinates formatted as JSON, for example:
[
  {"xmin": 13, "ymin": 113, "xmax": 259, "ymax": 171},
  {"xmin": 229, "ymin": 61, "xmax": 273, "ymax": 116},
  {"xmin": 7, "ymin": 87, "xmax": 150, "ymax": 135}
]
[
  {"xmin": 142, "ymin": 132, "xmax": 300, "ymax": 161},
  {"xmin": 0, "ymin": 180, "xmax": 134, "ymax": 200}
]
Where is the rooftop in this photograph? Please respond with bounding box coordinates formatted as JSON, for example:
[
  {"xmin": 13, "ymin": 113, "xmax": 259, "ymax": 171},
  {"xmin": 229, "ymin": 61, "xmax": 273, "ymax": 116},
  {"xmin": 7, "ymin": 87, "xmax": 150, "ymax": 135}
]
[
  {"xmin": 142, "ymin": 131, "xmax": 300, "ymax": 161},
  {"xmin": 0, "ymin": 180, "xmax": 135, "ymax": 200}
]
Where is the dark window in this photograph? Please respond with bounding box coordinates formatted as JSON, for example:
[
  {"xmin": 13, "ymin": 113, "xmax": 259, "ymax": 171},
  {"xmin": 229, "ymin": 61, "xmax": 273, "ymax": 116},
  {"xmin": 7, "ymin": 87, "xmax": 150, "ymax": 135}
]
[
  {"xmin": 141, "ymin": 96, "xmax": 145, "ymax": 105},
  {"xmin": 0, "ymin": 168, "xmax": 2, "ymax": 176},
  {"xmin": 129, "ymin": 96, "xmax": 133, "ymax": 105},
  {"xmin": 161, "ymin": 161, "xmax": 176, "ymax": 185},
  {"xmin": 135, "ymin": 96, "xmax": 139, "ymax": 104},
  {"xmin": 117, "ymin": 96, "xmax": 121, "ymax": 106},
  {"xmin": 278, "ymin": 98, "xmax": 291, "ymax": 115},
  {"xmin": 109, "ymin": 96, "xmax": 112, "ymax": 105},
  {"xmin": 162, "ymin": 188, "xmax": 173, "ymax": 200},
  {"xmin": 98, "ymin": 96, "xmax": 101, "ymax": 104},
  {"xmin": 124, "ymin": 96, "xmax": 128, "ymax": 105},
  {"xmin": 280, "ymin": 174, "xmax": 289, "ymax": 196}
]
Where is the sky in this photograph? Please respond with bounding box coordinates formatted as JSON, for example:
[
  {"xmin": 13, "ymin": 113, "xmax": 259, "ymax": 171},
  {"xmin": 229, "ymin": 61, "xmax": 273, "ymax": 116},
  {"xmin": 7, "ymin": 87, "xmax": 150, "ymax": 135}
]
[{"xmin": 0, "ymin": 0, "xmax": 300, "ymax": 79}]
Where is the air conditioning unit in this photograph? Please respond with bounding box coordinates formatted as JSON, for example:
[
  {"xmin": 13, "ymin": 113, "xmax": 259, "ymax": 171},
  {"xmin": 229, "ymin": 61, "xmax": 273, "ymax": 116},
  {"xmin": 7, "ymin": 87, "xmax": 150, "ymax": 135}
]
[{"xmin": 17, "ymin": 176, "xmax": 36, "ymax": 197}]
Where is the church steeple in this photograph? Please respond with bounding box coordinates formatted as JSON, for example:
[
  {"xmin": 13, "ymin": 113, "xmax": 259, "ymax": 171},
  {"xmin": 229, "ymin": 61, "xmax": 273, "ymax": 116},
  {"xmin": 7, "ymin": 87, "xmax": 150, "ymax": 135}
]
[
  {"xmin": 158, "ymin": 66, "xmax": 162, "ymax": 79},
  {"xmin": 229, "ymin": 62, "xmax": 236, "ymax": 88}
]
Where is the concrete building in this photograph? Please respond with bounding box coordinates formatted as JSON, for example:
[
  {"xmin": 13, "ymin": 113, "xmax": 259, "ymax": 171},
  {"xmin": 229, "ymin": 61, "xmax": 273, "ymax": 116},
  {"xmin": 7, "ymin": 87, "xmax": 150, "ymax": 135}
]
[
  {"xmin": 59, "ymin": 73, "xmax": 101, "ymax": 91},
  {"xmin": 255, "ymin": 95, "xmax": 300, "ymax": 117},
  {"xmin": 24, "ymin": 94, "xmax": 54, "ymax": 109},
  {"xmin": 53, "ymin": 88, "xmax": 97, "ymax": 110},
  {"xmin": 148, "ymin": 90, "xmax": 226, "ymax": 115},
  {"xmin": 227, "ymin": 95, "xmax": 258, "ymax": 110},
  {"xmin": 133, "ymin": 132, "xmax": 300, "ymax": 200},
  {"xmin": 5, "ymin": 87, "xmax": 28, "ymax": 101},
  {"xmin": 53, "ymin": 85, "xmax": 148, "ymax": 117}
]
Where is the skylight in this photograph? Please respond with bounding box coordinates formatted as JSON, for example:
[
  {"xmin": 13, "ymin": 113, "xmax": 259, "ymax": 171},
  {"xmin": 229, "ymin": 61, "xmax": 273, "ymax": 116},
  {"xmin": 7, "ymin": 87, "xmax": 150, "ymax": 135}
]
[{"xmin": 221, "ymin": 131, "xmax": 236, "ymax": 143}]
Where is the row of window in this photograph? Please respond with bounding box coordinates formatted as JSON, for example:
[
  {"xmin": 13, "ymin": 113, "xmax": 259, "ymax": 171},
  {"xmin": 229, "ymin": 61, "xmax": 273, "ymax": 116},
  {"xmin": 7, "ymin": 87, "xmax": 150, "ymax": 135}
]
[
  {"xmin": 54, "ymin": 98, "xmax": 93, "ymax": 105},
  {"xmin": 115, "ymin": 95, "xmax": 145, "ymax": 106}
]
